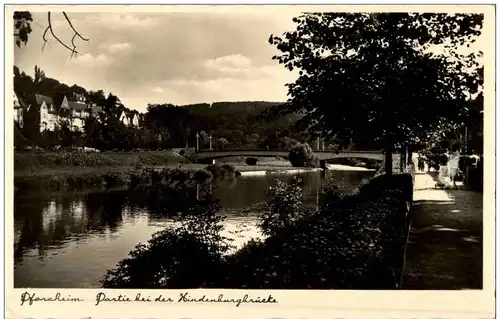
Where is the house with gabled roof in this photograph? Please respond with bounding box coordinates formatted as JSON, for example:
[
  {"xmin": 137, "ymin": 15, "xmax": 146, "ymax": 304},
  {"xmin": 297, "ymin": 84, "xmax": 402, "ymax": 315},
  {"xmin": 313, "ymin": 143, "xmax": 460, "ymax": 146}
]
[
  {"xmin": 118, "ymin": 110, "xmax": 130, "ymax": 126},
  {"xmin": 36, "ymin": 94, "xmax": 58, "ymax": 132},
  {"xmin": 119, "ymin": 109, "xmax": 141, "ymax": 127},
  {"xmin": 13, "ymin": 91, "xmax": 28, "ymax": 128},
  {"xmin": 60, "ymin": 93, "xmax": 105, "ymax": 131}
]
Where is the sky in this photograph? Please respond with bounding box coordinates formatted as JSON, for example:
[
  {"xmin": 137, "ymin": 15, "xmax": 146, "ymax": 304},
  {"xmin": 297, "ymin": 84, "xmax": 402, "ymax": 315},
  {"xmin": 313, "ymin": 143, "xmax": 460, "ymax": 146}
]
[
  {"xmin": 14, "ymin": 11, "xmax": 485, "ymax": 113},
  {"xmin": 14, "ymin": 11, "xmax": 301, "ymax": 112}
]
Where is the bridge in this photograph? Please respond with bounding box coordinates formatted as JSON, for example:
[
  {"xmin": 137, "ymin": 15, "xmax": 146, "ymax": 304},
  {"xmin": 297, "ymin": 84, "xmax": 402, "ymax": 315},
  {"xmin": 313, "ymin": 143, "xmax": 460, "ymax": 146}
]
[{"xmin": 189, "ymin": 149, "xmax": 400, "ymax": 167}]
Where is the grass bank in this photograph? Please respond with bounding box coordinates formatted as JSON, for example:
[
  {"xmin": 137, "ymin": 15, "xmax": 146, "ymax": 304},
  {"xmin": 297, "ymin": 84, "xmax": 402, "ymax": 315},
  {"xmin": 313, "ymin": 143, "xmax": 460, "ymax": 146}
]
[{"xmin": 15, "ymin": 150, "xmax": 188, "ymax": 174}]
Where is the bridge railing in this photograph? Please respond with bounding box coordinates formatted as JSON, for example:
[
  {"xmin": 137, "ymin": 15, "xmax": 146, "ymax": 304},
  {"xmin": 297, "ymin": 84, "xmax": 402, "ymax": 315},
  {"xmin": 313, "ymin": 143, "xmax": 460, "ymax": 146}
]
[{"xmin": 194, "ymin": 148, "xmax": 386, "ymax": 153}]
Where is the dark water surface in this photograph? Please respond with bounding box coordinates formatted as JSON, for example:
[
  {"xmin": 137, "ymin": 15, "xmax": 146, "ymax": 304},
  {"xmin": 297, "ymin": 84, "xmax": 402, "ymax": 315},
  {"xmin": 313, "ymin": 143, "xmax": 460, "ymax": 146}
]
[{"xmin": 14, "ymin": 169, "xmax": 375, "ymax": 288}]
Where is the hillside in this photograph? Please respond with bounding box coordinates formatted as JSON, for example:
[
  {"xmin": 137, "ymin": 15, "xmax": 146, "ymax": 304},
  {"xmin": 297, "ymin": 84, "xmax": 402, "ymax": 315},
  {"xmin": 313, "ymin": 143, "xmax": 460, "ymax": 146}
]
[{"xmin": 178, "ymin": 101, "xmax": 301, "ymax": 146}]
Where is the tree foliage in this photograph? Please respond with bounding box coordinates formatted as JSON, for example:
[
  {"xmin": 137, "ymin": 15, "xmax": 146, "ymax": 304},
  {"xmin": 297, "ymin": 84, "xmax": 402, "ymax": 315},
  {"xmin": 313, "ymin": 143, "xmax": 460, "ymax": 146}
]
[
  {"xmin": 288, "ymin": 142, "xmax": 317, "ymax": 167},
  {"xmin": 269, "ymin": 13, "xmax": 484, "ymax": 158},
  {"xmin": 258, "ymin": 178, "xmax": 306, "ymax": 237}
]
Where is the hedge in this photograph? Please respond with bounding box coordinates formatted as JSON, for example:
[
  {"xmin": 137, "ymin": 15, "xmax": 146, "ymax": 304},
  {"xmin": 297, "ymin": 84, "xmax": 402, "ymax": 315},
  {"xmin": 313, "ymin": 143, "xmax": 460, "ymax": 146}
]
[{"xmin": 101, "ymin": 172, "xmax": 413, "ymax": 289}]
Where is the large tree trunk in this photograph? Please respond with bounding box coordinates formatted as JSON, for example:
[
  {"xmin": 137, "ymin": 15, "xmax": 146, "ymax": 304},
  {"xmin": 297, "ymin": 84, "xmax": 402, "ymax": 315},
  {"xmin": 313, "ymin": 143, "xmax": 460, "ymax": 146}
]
[
  {"xmin": 385, "ymin": 147, "xmax": 393, "ymax": 176},
  {"xmin": 384, "ymin": 135, "xmax": 393, "ymax": 176},
  {"xmin": 399, "ymin": 150, "xmax": 404, "ymax": 172}
]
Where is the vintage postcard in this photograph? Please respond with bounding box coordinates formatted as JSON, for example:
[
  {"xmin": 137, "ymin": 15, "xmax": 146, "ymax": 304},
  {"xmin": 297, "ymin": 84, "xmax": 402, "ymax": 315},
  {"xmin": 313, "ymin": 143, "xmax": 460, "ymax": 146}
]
[{"xmin": 5, "ymin": 4, "xmax": 495, "ymax": 319}]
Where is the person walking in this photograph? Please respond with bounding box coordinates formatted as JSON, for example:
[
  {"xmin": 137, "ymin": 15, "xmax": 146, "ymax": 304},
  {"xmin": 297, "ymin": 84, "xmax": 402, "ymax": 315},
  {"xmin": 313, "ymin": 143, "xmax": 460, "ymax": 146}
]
[
  {"xmin": 448, "ymin": 145, "xmax": 461, "ymax": 189},
  {"xmin": 437, "ymin": 151, "xmax": 450, "ymax": 187},
  {"xmin": 417, "ymin": 153, "xmax": 426, "ymax": 172}
]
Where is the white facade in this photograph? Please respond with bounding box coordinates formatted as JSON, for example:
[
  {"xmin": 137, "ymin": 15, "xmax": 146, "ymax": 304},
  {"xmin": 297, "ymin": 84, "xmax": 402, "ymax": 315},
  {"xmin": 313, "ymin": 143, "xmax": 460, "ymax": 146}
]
[
  {"xmin": 119, "ymin": 111, "xmax": 130, "ymax": 126},
  {"xmin": 13, "ymin": 93, "xmax": 24, "ymax": 128},
  {"xmin": 131, "ymin": 113, "xmax": 140, "ymax": 126},
  {"xmin": 60, "ymin": 94, "xmax": 98, "ymax": 132},
  {"xmin": 71, "ymin": 118, "xmax": 86, "ymax": 132},
  {"xmin": 40, "ymin": 101, "xmax": 59, "ymax": 132},
  {"xmin": 119, "ymin": 111, "xmax": 141, "ymax": 127}
]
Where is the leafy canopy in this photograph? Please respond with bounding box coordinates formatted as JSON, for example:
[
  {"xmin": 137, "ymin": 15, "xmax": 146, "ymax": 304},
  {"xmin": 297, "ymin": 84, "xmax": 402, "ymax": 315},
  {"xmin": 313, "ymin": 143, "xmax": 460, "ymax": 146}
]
[{"xmin": 269, "ymin": 12, "xmax": 483, "ymax": 150}]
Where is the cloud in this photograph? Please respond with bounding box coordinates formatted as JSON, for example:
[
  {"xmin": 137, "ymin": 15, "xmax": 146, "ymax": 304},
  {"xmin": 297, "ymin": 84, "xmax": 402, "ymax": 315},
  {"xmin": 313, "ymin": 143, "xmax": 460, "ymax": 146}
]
[
  {"xmin": 73, "ymin": 53, "xmax": 112, "ymax": 66},
  {"xmin": 103, "ymin": 42, "xmax": 134, "ymax": 54},
  {"xmin": 204, "ymin": 54, "xmax": 252, "ymax": 70},
  {"xmin": 152, "ymin": 87, "xmax": 164, "ymax": 93},
  {"xmin": 83, "ymin": 13, "xmax": 159, "ymax": 29}
]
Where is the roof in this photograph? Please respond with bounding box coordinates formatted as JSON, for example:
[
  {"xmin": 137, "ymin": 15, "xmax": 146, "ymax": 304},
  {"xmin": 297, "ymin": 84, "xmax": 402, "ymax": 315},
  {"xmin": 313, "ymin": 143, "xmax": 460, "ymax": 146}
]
[
  {"xmin": 35, "ymin": 94, "xmax": 54, "ymax": 106},
  {"xmin": 13, "ymin": 93, "xmax": 21, "ymax": 109},
  {"xmin": 67, "ymin": 100, "xmax": 87, "ymax": 111},
  {"xmin": 91, "ymin": 105, "xmax": 103, "ymax": 114},
  {"xmin": 15, "ymin": 95, "xmax": 29, "ymax": 109},
  {"xmin": 90, "ymin": 106, "xmax": 104, "ymax": 118}
]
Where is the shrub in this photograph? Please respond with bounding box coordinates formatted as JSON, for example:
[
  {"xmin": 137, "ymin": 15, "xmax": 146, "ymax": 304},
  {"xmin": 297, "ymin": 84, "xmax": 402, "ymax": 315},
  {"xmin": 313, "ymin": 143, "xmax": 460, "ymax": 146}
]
[
  {"xmin": 104, "ymin": 172, "xmax": 127, "ymax": 189},
  {"xmin": 193, "ymin": 169, "xmax": 213, "ymax": 184},
  {"xmin": 205, "ymin": 164, "xmax": 222, "ymax": 179},
  {"xmin": 358, "ymin": 173, "xmax": 413, "ymax": 203},
  {"xmin": 218, "ymin": 175, "xmax": 410, "ymax": 289},
  {"xmin": 220, "ymin": 164, "xmax": 236, "ymax": 176},
  {"xmin": 101, "ymin": 199, "xmax": 231, "ymax": 288},
  {"xmin": 258, "ymin": 178, "xmax": 306, "ymax": 237},
  {"xmin": 205, "ymin": 164, "xmax": 237, "ymax": 179},
  {"xmin": 318, "ymin": 179, "xmax": 348, "ymax": 214},
  {"xmin": 245, "ymin": 157, "xmax": 258, "ymax": 165},
  {"xmin": 288, "ymin": 143, "xmax": 317, "ymax": 167}
]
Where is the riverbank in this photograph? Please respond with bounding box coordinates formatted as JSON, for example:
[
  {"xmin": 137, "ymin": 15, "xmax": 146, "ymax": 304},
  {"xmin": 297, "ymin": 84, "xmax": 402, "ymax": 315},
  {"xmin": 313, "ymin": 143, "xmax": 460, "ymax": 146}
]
[
  {"xmin": 15, "ymin": 151, "xmax": 376, "ymax": 176},
  {"xmin": 14, "ymin": 151, "xmax": 376, "ymax": 193}
]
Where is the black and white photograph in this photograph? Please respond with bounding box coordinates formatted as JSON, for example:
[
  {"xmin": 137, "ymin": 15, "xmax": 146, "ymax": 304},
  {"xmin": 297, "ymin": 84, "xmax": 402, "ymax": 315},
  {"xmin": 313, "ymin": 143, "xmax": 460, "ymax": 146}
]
[{"xmin": 11, "ymin": 5, "xmax": 490, "ymax": 295}]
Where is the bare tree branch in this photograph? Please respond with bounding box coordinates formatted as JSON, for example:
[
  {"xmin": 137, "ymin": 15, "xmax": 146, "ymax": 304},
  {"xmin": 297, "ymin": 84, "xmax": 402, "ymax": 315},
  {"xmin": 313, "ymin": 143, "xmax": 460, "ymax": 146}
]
[
  {"xmin": 41, "ymin": 11, "xmax": 89, "ymax": 58},
  {"xmin": 63, "ymin": 12, "xmax": 89, "ymax": 42}
]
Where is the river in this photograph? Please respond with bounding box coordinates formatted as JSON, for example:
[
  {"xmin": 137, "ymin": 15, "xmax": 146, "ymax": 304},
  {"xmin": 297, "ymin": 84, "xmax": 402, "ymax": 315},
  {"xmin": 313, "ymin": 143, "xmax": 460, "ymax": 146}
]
[{"xmin": 13, "ymin": 168, "xmax": 375, "ymax": 288}]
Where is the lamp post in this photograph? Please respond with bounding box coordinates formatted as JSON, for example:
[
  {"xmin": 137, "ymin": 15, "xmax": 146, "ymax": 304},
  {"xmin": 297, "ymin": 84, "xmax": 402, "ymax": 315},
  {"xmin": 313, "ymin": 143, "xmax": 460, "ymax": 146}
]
[{"xmin": 196, "ymin": 132, "xmax": 200, "ymax": 151}]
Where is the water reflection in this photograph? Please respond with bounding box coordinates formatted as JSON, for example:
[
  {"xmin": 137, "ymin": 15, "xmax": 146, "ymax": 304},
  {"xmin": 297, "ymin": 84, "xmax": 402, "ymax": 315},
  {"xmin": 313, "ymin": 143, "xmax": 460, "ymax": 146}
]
[
  {"xmin": 14, "ymin": 192, "xmax": 128, "ymax": 263},
  {"xmin": 14, "ymin": 169, "xmax": 374, "ymax": 288}
]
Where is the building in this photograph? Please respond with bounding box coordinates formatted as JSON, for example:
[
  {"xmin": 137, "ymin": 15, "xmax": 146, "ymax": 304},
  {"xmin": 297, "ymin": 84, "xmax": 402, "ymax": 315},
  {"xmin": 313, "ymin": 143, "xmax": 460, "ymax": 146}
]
[
  {"xmin": 59, "ymin": 93, "xmax": 104, "ymax": 131},
  {"xmin": 119, "ymin": 110, "xmax": 130, "ymax": 126},
  {"xmin": 13, "ymin": 92, "xmax": 27, "ymax": 128},
  {"xmin": 119, "ymin": 110, "xmax": 141, "ymax": 127},
  {"xmin": 131, "ymin": 112, "xmax": 140, "ymax": 126},
  {"xmin": 37, "ymin": 94, "xmax": 58, "ymax": 132}
]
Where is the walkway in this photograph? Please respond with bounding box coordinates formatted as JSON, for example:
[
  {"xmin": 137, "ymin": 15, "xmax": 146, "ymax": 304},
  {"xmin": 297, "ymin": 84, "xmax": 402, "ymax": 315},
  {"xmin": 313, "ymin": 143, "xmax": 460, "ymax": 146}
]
[{"xmin": 401, "ymin": 172, "xmax": 483, "ymax": 289}]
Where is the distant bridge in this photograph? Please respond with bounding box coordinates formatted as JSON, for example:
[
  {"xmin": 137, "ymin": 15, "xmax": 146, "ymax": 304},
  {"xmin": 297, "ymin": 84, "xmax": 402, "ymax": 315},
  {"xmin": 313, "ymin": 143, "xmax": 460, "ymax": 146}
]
[{"xmin": 190, "ymin": 149, "xmax": 399, "ymax": 164}]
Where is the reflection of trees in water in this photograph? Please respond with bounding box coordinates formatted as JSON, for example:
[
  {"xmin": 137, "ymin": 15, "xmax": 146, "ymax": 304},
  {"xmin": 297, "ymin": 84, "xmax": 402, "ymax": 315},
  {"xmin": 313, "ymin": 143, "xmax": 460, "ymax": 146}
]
[
  {"xmin": 126, "ymin": 183, "xmax": 212, "ymax": 219},
  {"xmin": 85, "ymin": 192, "xmax": 126, "ymax": 233},
  {"xmin": 14, "ymin": 191, "xmax": 128, "ymax": 262},
  {"xmin": 14, "ymin": 194, "xmax": 47, "ymax": 263}
]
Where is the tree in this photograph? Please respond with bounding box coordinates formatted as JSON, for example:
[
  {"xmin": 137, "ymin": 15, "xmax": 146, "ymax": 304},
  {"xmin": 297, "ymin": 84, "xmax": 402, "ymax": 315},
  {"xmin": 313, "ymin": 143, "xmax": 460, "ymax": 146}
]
[
  {"xmin": 288, "ymin": 142, "xmax": 317, "ymax": 168},
  {"xmin": 269, "ymin": 13, "xmax": 483, "ymax": 175},
  {"xmin": 217, "ymin": 138, "xmax": 228, "ymax": 151}
]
